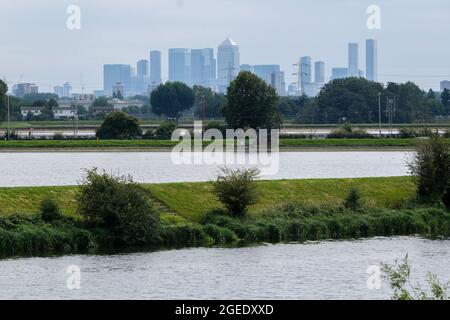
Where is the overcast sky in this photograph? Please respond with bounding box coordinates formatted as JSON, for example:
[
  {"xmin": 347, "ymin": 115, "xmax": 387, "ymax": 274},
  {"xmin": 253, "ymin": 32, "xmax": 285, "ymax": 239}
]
[{"xmin": 0, "ymin": 0, "xmax": 449, "ymax": 92}]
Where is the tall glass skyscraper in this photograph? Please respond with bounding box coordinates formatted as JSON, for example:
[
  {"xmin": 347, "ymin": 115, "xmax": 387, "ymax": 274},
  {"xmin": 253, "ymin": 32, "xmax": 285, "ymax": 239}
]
[
  {"xmin": 300, "ymin": 56, "xmax": 312, "ymax": 94},
  {"xmin": 103, "ymin": 64, "xmax": 132, "ymax": 96},
  {"xmin": 315, "ymin": 61, "xmax": 325, "ymax": 84},
  {"xmin": 169, "ymin": 48, "xmax": 191, "ymax": 84},
  {"xmin": 348, "ymin": 43, "xmax": 359, "ymax": 78},
  {"xmin": 137, "ymin": 59, "xmax": 149, "ymax": 77},
  {"xmin": 191, "ymin": 48, "xmax": 216, "ymax": 88},
  {"xmin": 217, "ymin": 38, "xmax": 240, "ymax": 93},
  {"xmin": 150, "ymin": 50, "xmax": 162, "ymax": 85},
  {"xmin": 366, "ymin": 39, "xmax": 378, "ymax": 82}
]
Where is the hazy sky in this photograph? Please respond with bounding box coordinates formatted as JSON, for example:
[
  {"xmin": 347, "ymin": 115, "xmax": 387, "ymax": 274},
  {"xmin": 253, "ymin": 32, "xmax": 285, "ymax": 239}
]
[{"xmin": 0, "ymin": 0, "xmax": 449, "ymax": 92}]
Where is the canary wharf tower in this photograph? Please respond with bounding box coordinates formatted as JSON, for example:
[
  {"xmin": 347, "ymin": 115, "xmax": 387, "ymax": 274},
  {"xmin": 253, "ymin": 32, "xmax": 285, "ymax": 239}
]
[{"xmin": 217, "ymin": 38, "xmax": 240, "ymax": 93}]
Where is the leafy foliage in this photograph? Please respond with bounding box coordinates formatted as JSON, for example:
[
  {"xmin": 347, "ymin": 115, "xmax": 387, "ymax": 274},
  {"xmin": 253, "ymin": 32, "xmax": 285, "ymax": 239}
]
[
  {"xmin": 223, "ymin": 71, "xmax": 281, "ymax": 129},
  {"xmin": 343, "ymin": 188, "xmax": 364, "ymax": 211},
  {"xmin": 408, "ymin": 136, "xmax": 450, "ymax": 203},
  {"xmin": 213, "ymin": 167, "xmax": 260, "ymax": 216},
  {"xmin": 39, "ymin": 198, "xmax": 64, "ymax": 222},
  {"xmin": 382, "ymin": 255, "xmax": 449, "ymax": 300},
  {"xmin": 151, "ymin": 82, "xmax": 194, "ymax": 120},
  {"xmin": 96, "ymin": 111, "xmax": 142, "ymax": 139},
  {"xmin": 76, "ymin": 169, "xmax": 160, "ymax": 245}
]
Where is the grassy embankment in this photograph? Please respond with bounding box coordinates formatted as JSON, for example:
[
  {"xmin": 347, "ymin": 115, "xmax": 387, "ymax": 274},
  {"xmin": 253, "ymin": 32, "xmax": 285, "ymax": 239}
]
[
  {"xmin": 2, "ymin": 176, "xmax": 450, "ymax": 258},
  {"xmin": 0, "ymin": 138, "xmax": 431, "ymax": 151}
]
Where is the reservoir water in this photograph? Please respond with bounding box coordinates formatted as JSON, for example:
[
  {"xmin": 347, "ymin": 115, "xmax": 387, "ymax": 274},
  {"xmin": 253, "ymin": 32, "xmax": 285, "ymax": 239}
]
[
  {"xmin": 0, "ymin": 151, "xmax": 410, "ymax": 187},
  {"xmin": 0, "ymin": 237, "xmax": 448, "ymax": 300}
]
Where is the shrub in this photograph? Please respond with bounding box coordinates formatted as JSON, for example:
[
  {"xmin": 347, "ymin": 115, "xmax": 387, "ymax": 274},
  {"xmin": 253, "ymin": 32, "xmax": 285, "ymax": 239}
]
[
  {"xmin": 213, "ymin": 167, "xmax": 260, "ymax": 216},
  {"xmin": 154, "ymin": 122, "xmax": 177, "ymax": 140},
  {"xmin": 96, "ymin": 111, "xmax": 143, "ymax": 139},
  {"xmin": 343, "ymin": 188, "xmax": 364, "ymax": 211},
  {"xmin": 408, "ymin": 136, "xmax": 450, "ymax": 203},
  {"xmin": 39, "ymin": 198, "xmax": 64, "ymax": 222},
  {"xmin": 76, "ymin": 169, "xmax": 160, "ymax": 245},
  {"xmin": 327, "ymin": 124, "xmax": 373, "ymax": 139}
]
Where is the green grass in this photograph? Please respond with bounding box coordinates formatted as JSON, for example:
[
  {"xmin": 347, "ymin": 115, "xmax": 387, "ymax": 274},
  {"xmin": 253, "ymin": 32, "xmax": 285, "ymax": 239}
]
[
  {"xmin": 0, "ymin": 177, "xmax": 415, "ymax": 223},
  {"xmin": 0, "ymin": 138, "xmax": 431, "ymax": 150},
  {"xmin": 147, "ymin": 177, "xmax": 415, "ymax": 222}
]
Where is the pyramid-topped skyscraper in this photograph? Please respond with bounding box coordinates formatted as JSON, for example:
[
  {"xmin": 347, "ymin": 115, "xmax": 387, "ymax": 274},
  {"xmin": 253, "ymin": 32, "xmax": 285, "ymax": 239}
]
[{"xmin": 217, "ymin": 38, "xmax": 240, "ymax": 93}]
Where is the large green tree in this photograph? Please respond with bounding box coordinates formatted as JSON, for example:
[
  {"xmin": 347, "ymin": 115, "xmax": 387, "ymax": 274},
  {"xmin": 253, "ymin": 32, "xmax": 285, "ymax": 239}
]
[
  {"xmin": 223, "ymin": 71, "xmax": 281, "ymax": 129},
  {"xmin": 442, "ymin": 89, "xmax": 450, "ymax": 114},
  {"xmin": 192, "ymin": 85, "xmax": 226, "ymax": 118},
  {"xmin": 151, "ymin": 82, "xmax": 194, "ymax": 121},
  {"xmin": 96, "ymin": 111, "xmax": 142, "ymax": 139}
]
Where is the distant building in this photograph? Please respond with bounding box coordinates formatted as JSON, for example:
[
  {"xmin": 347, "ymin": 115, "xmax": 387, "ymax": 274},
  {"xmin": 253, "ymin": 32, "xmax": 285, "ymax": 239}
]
[
  {"xmin": 441, "ymin": 80, "xmax": 450, "ymax": 92},
  {"xmin": 169, "ymin": 48, "xmax": 191, "ymax": 84},
  {"xmin": 135, "ymin": 59, "xmax": 150, "ymax": 94},
  {"xmin": 191, "ymin": 48, "xmax": 216, "ymax": 88},
  {"xmin": 150, "ymin": 50, "xmax": 162, "ymax": 85},
  {"xmin": 270, "ymin": 70, "xmax": 286, "ymax": 96},
  {"xmin": 21, "ymin": 105, "xmax": 75, "ymax": 120},
  {"xmin": 54, "ymin": 82, "xmax": 72, "ymax": 98},
  {"xmin": 253, "ymin": 65, "xmax": 281, "ymax": 85},
  {"xmin": 300, "ymin": 56, "xmax": 312, "ymax": 95},
  {"xmin": 112, "ymin": 82, "xmax": 125, "ymax": 98},
  {"xmin": 137, "ymin": 59, "xmax": 149, "ymax": 77},
  {"xmin": 366, "ymin": 39, "xmax": 378, "ymax": 82},
  {"xmin": 315, "ymin": 61, "xmax": 325, "ymax": 84},
  {"xmin": 287, "ymin": 83, "xmax": 298, "ymax": 96},
  {"xmin": 348, "ymin": 43, "xmax": 359, "ymax": 77},
  {"xmin": 110, "ymin": 98, "xmax": 145, "ymax": 111},
  {"xmin": 331, "ymin": 68, "xmax": 349, "ymax": 80},
  {"xmin": 217, "ymin": 38, "xmax": 240, "ymax": 93},
  {"xmin": 13, "ymin": 83, "xmax": 38, "ymax": 98},
  {"xmin": 240, "ymin": 64, "xmax": 253, "ymax": 72},
  {"xmin": 103, "ymin": 64, "xmax": 132, "ymax": 96}
]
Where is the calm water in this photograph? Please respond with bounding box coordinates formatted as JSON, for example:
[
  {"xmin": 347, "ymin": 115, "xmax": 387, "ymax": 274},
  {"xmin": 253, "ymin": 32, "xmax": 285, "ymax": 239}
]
[
  {"xmin": 0, "ymin": 237, "xmax": 448, "ymax": 300},
  {"xmin": 0, "ymin": 151, "xmax": 410, "ymax": 187}
]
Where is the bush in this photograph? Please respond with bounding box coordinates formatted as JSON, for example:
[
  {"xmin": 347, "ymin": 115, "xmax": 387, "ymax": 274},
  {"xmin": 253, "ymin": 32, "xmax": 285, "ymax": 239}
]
[
  {"xmin": 327, "ymin": 124, "xmax": 373, "ymax": 139},
  {"xmin": 343, "ymin": 188, "xmax": 364, "ymax": 211},
  {"xmin": 39, "ymin": 198, "xmax": 63, "ymax": 222},
  {"xmin": 408, "ymin": 136, "xmax": 450, "ymax": 203},
  {"xmin": 153, "ymin": 122, "xmax": 177, "ymax": 140},
  {"xmin": 76, "ymin": 169, "xmax": 160, "ymax": 245},
  {"xmin": 96, "ymin": 111, "xmax": 143, "ymax": 139},
  {"xmin": 213, "ymin": 167, "xmax": 260, "ymax": 216}
]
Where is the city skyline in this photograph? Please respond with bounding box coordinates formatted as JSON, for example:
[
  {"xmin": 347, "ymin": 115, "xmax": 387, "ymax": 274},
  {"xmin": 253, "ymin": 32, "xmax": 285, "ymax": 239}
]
[{"xmin": 0, "ymin": 0, "xmax": 449, "ymax": 92}]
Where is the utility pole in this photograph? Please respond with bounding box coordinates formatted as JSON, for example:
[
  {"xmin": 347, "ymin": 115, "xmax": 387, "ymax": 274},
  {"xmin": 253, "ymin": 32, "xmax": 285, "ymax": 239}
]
[
  {"xmin": 7, "ymin": 93, "xmax": 10, "ymax": 140},
  {"xmin": 378, "ymin": 92, "xmax": 381, "ymax": 137}
]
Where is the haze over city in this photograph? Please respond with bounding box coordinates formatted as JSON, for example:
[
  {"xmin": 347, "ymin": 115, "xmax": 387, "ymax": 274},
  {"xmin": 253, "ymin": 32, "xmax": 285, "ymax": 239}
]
[{"xmin": 1, "ymin": 0, "xmax": 449, "ymax": 92}]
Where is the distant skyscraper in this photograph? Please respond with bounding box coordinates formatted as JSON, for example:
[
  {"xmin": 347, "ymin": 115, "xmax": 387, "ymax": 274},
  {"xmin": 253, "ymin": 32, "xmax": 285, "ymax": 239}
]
[
  {"xmin": 300, "ymin": 56, "xmax": 312, "ymax": 95},
  {"xmin": 103, "ymin": 64, "xmax": 132, "ymax": 96},
  {"xmin": 331, "ymin": 68, "xmax": 348, "ymax": 80},
  {"xmin": 150, "ymin": 50, "xmax": 162, "ymax": 85},
  {"xmin": 441, "ymin": 80, "xmax": 450, "ymax": 92},
  {"xmin": 315, "ymin": 61, "xmax": 325, "ymax": 84},
  {"xmin": 217, "ymin": 38, "xmax": 240, "ymax": 93},
  {"xmin": 169, "ymin": 48, "xmax": 191, "ymax": 84},
  {"xmin": 240, "ymin": 64, "xmax": 253, "ymax": 72},
  {"xmin": 190, "ymin": 48, "xmax": 216, "ymax": 87},
  {"xmin": 253, "ymin": 65, "xmax": 281, "ymax": 85},
  {"xmin": 366, "ymin": 39, "xmax": 378, "ymax": 82},
  {"xmin": 13, "ymin": 83, "xmax": 38, "ymax": 97},
  {"xmin": 348, "ymin": 43, "xmax": 359, "ymax": 78},
  {"xmin": 271, "ymin": 70, "xmax": 286, "ymax": 96},
  {"xmin": 137, "ymin": 59, "xmax": 149, "ymax": 77}
]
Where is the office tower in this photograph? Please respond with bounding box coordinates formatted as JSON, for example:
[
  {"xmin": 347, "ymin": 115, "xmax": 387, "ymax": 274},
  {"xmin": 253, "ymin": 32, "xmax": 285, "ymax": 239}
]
[
  {"xmin": 190, "ymin": 48, "xmax": 216, "ymax": 87},
  {"xmin": 366, "ymin": 39, "xmax": 378, "ymax": 82},
  {"xmin": 331, "ymin": 68, "xmax": 349, "ymax": 80},
  {"xmin": 240, "ymin": 64, "xmax": 253, "ymax": 72},
  {"xmin": 253, "ymin": 65, "xmax": 281, "ymax": 85},
  {"xmin": 103, "ymin": 64, "xmax": 132, "ymax": 96},
  {"xmin": 112, "ymin": 83, "xmax": 125, "ymax": 98},
  {"xmin": 315, "ymin": 61, "xmax": 325, "ymax": 84},
  {"xmin": 300, "ymin": 56, "xmax": 312, "ymax": 94},
  {"xmin": 217, "ymin": 38, "xmax": 240, "ymax": 93},
  {"xmin": 441, "ymin": 80, "xmax": 450, "ymax": 92},
  {"xmin": 137, "ymin": 59, "xmax": 149, "ymax": 77},
  {"xmin": 270, "ymin": 70, "xmax": 286, "ymax": 96},
  {"xmin": 150, "ymin": 50, "xmax": 162, "ymax": 85},
  {"xmin": 348, "ymin": 43, "xmax": 359, "ymax": 77},
  {"xmin": 13, "ymin": 83, "xmax": 38, "ymax": 97},
  {"xmin": 169, "ymin": 48, "xmax": 191, "ymax": 84}
]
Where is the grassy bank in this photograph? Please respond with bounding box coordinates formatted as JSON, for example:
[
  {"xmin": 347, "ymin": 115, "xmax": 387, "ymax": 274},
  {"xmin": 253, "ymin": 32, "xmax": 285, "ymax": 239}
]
[
  {"xmin": 1, "ymin": 177, "xmax": 450, "ymax": 258},
  {"xmin": 0, "ymin": 138, "xmax": 431, "ymax": 151}
]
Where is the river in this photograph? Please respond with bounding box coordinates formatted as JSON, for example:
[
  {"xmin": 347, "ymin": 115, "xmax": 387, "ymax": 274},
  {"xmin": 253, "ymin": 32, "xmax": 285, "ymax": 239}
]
[
  {"xmin": 0, "ymin": 151, "xmax": 410, "ymax": 187},
  {"xmin": 0, "ymin": 237, "xmax": 448, "ymax": 300}
]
